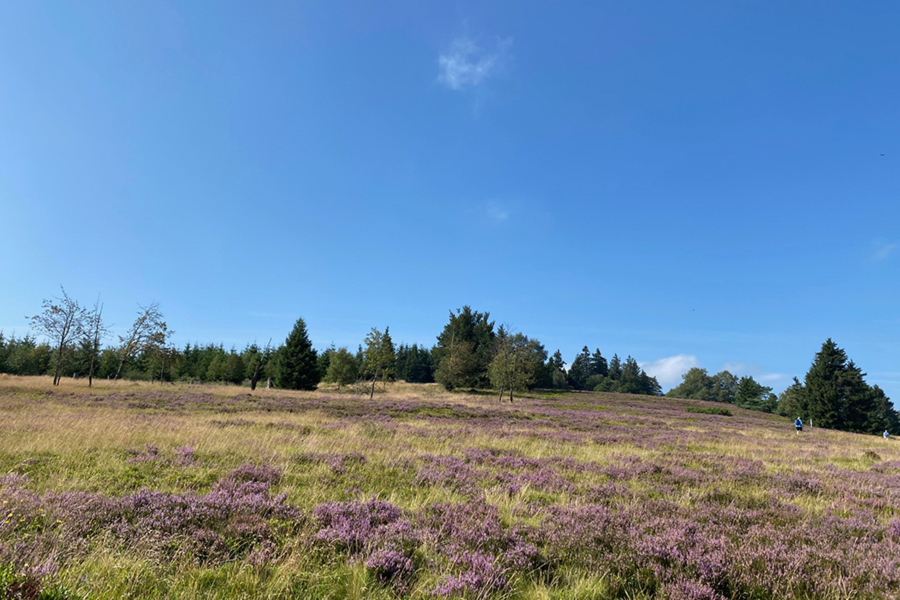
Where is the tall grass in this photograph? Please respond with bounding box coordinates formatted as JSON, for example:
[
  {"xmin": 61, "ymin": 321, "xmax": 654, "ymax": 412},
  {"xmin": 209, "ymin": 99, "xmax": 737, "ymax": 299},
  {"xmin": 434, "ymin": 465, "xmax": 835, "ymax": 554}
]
[{"xmin": 1, "ymin": 375, "xmax": 899, "ymax": 599}]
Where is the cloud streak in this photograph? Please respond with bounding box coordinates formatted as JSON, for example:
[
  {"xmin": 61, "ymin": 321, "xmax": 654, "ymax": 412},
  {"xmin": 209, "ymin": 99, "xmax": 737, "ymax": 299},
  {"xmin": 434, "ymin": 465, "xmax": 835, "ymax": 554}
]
[
  {"xmin": 486, "ymin": 203, "xmax": 510, "ymax": 223},
  {"xmin": 438, "ymin": 36, "xmax": 511, "ymax": 91},
  {"xmin": 640, "ymin": 354, "xmax": 700, "ymax": 389},
  {"xmin": 871, "ymin": 240, "xmax": 898, "ymax": 262}
]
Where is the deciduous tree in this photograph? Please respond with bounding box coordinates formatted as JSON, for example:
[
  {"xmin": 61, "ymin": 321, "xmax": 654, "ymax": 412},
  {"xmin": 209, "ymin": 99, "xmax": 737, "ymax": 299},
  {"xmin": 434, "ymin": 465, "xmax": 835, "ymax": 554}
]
[
  {"xmin": 363, "ymin": 327, "xmax": 395, "ymax": 398},
  {"xmin": 115, "ymin": 303, "xmax": 170, "ymax": 380},
  {"xmin": 78, "ymin": 297, "xmax": 109, "ymax": 387},
  {"xmin": 325, "ymin": 346, "xmax": 359, "ymax": 389},
  {"xmin": 29, "ymin": 287, "xmax": 86, "ymax": 386}
]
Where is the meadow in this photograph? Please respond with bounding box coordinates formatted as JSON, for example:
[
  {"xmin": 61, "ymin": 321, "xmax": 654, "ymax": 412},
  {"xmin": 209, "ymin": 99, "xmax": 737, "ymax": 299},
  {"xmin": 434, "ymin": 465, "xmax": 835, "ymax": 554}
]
[{"xmin": 1, "ymin": 374, "xmax": 899, "ymax": 600}]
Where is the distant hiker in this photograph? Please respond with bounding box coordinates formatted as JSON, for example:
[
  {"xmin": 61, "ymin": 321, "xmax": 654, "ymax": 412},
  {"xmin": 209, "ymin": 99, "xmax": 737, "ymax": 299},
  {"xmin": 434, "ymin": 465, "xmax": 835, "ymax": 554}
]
[
  {"xmin": 884, "ymin": 430, "xmax": 890, "ymax": 440},
  {"xmin": 795, "ymin": 417, "xmax": 803, "ymax": 434}
]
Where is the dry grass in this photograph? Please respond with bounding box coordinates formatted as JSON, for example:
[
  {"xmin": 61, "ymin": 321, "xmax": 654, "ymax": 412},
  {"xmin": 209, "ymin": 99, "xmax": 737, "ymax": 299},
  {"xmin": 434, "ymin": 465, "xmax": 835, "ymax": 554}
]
[{"xmin": 2, "ymin": 375, "xmax": 900, "ymax": 599}]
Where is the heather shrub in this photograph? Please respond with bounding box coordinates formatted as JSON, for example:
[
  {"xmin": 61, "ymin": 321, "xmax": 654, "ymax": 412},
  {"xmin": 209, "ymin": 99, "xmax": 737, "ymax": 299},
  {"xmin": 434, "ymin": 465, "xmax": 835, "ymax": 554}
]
[
  {"xmin": 312, "ymin": 498, "xmax": 403, "ymax": 553},
  {"xmin": 685, "ymin": 406, "xmax": 732, "ymax": 417},
  {"xmin": 4, "ymin": 382, "xmax": 900, "ymax": 598}
]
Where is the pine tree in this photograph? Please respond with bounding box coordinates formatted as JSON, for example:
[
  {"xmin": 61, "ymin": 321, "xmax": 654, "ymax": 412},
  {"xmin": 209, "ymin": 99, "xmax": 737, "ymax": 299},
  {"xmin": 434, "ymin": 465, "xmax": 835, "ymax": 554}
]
[
  {"xmin": 734, "ymin": 376, "xmax": 774, "ymax": 412},
  {"xmin": 567, "ymin": 346, "xmax": 593, "ymax": 390},
  {"xmin": 869, "ymin": 385, "xmax": 900, "ymax": 435},
  {"xmin": 590, "ymin": 349, "xmax": 609, "ymax": 378},
  {"xmin": 804, "ymin": 339, "xmax": 880, "ymax": 433},
  {"xmin": 275, "ymin": 318, "xmax": 320, "ymax": 390},
  {"xmin": 776, "ymin": 377, "xmax": 807, "ymax": 417},
  {"xmin": 433, "ymin": 307, "xmax": 495, "ymax": 390},
  {"xmin": 225, "ymin": 350, "xmax": 245, "ymax": 384},
  {"xmin": 608, "ymin": 354, "xmax": 622, "ymax": 381}
]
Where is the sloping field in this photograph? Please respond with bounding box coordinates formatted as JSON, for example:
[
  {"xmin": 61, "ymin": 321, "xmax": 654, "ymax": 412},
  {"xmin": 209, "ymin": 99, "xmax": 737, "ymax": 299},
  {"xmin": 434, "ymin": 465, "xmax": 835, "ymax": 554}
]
[{"xmin": 1, "ymin": 375, "xmax": 899, "ymax": 599}]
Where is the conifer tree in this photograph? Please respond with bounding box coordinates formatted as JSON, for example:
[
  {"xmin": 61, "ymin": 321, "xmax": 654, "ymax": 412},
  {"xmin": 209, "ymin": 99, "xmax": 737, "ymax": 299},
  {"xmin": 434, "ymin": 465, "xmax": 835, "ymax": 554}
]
[
  {"xmin": 734, "ymin": 376, "xmax": 774, "ymax": 412},
  {"xmin": 547, "ymin": 350, "xmax": 568, "ymax": 389},
  {"xmin": 275, "ymin": 317, "xmax": 320, "ymax": 390},
  {"xmin": 804, "ymin": 339, "xmax": 880, "ymax": 432},
  {"xmin": 433, "ymin": 307, "xmax": 495, "ymax": 390},
  {"xmin": 567, "ymin": 346, "xmax": 593, "ymax": 390},
  {"xmin": 590, "ymin": 349, "xmax": 609, "ymax": 378},
  {"xmin": 608, "ymin": 354, "xmax": 622, "ymax": 381}
]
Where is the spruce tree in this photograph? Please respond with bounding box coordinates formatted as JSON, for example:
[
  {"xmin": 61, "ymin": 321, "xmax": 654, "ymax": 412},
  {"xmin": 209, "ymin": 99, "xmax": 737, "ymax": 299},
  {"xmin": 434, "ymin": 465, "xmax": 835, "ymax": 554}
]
[
  {"xmin": 433, "ymin": 307, "xmax": 495, "ymax": 390},
  {"xmin": 804, "ymin": 339, "xmax": 881, "ymax": 432},
  {"xmin": 567, "ymin": 346, "xmax": 593, "ymax": 390},
  {"xmin": 608, "ymin": 354, "xmax": 622, "ymax": 381},
  {"xmin": 590, "ymin": 349, "xmax": 609, "ymax": 377},
  {"xmin": 804, "ymin": 339, "xmax": 847, "ymax": 429},
  {"xmin": 275, "ymin": 317, "xmax": 320, "ymax": 390}
]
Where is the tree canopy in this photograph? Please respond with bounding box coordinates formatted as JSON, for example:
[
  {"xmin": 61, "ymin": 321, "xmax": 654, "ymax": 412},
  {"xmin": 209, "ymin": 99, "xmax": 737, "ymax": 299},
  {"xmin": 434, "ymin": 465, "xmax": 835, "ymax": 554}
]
[{"xmin": 274, "ymin": 318, "xmax": 319, "ymax": 391}]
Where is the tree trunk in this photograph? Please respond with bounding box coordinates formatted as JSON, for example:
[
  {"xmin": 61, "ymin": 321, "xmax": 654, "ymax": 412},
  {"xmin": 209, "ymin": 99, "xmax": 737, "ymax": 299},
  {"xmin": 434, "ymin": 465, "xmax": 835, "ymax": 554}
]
[
  {"xmin": 87, "ymin": 347, "xmax": 96, "ymax": 388},
  {"xmin": 53, "ymin": 345, "xmax": 64, "ymax": 386},
  {"xmin": 369, "ymin": 370, "xmax": 378, "ymax": 399},
  {"xmin": 114, "ymin": 354, "xmax": 126, "ymax": 380},
  {"xmin": 498, "ymin": 387, "xmax": 504, "ymax": 402}
]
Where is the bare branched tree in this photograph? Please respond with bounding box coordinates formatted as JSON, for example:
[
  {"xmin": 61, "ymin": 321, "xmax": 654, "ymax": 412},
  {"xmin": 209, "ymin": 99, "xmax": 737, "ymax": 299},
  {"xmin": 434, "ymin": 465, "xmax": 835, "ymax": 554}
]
[
  {"xmin": 114, "ymin": 302, "xmax": 171, "ymax": 380},
  {"xmin": 29, "ymin": 286, "xmax": 86, "ymax": 386},
  {"xmin": 80, "ymin": 296, "xmax": 109, "ymax": 388}
]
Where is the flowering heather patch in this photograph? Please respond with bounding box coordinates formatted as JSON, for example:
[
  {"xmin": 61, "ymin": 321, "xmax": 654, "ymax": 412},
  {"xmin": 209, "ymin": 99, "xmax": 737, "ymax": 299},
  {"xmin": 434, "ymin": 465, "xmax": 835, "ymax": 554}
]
[
  {"xmin": 4, "ymin": 381, "xmax": 900, "ymax": 598},
  {"xmin": 312, "ymin": 497, "xmax": 403, "ymax": 553},
  {"xmin": 0, "ymin": 463, "xmax": 297, "ymax": 568}
]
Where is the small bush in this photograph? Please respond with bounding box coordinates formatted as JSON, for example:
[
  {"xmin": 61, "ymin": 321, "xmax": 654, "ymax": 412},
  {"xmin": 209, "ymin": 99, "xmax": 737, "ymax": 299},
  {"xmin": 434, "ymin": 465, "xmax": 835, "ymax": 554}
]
[{"xmin": 686, "ymin": 406, "xmax": 733, "ymax": 417}]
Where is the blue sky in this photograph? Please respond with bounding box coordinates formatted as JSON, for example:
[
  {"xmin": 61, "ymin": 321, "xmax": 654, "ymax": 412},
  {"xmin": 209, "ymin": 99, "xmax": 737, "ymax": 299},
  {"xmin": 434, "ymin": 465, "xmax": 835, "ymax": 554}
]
[{"xmin": 1, "ymin": 1, "xmax": 897, "ymax": 397}]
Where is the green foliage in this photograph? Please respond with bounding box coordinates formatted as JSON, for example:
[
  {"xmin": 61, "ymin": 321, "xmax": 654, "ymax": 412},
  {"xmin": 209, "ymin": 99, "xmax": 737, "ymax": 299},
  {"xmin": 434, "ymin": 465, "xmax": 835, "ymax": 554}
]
[
  {"xmin": 362, "ymin": 327, "xmax": 396, "ymax": 398},
  {"xmin": 546, "ymin": 350, "xmax": 568, "ymax": 389},
  {"xmin": 776, "ymin": 377, "xmax": 807, "ymax": 417},
  {"xmin": 734, "ymin": 376, "xmax": 775, "ymax": 412},
  {"xmin": 0, "ymin": 334, "xmax": 52, "ymax": 376},
  {"xmin": 0, "ymin": 563, "xmax": 80, "ymax": 600},
  {"xmin": 667, "ymin": 368, "xmax": 738, "ymax": 404},
  {"xmin": 224, "ymin": 350, "xmax": 245, "ymax": 384},
  {"xmin": 566, "ymin": 347, "xmax": 594, "ymax": 390},
  {"xmin": 487, "ymin": 327, "xmax": 547, "ymax": 401},
  {"xmin": 804, "ymin": 339, "xmax": 897, "ymax": 434},
  {"xmin": 395, "ymin": 344, "xmax": 434, "ymax": 383},
  {"xmin": 433, "ymin": 306, "xmax": 495, "ymax": 390},
  {"xmin": 317, "ymin": 345, "xmax": 334, "ymax": 381},
  {"xmin": 685, "ymin": 406, "xmax": 733, "ymax": 416},
  {"xmin": 275, "ymin": 318, "xmax": 320, "ymax": 391},
  {"xmin": 324, "ymin": 347, "xmax": 359, "ymax": 388},
  {"xmin": 577, "ymin": 353, "xmax": 661, "ymax": 396}
]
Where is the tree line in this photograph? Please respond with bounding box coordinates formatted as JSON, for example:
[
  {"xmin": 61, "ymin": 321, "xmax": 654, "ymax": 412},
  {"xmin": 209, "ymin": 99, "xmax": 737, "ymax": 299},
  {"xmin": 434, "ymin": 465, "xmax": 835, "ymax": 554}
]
[
  {"xmin": 667, "ymin": 338, "xmax": 898, "ymax": 435},
  {"xmin": 4, "ymin": 293, "xmax": 661, "ymax": 400},
  {"xmin": 4, "ymin": 291, "xmax": 896, "ymax": 432}
]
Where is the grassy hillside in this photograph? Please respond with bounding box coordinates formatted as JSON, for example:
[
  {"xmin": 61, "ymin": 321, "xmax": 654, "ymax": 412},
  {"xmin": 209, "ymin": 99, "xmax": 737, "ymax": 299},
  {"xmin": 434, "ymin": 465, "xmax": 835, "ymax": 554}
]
[{"xmin": 1, "ymin": 375, "xmax": 899, "ymax": 599}]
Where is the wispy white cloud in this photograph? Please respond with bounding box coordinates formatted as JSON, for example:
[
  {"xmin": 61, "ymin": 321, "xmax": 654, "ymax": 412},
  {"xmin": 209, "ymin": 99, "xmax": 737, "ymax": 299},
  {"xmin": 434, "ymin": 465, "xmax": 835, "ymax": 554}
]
[
  {"xmin": 438, "ymin": 36, "xmax": 512, "ymax": 91},
  {"xmin": 486, "ymin": 203, "xmax": 510, "ymax": 223},
  {"xmin": 720, "ymin": 361, "xmax": 788, "ymax": 385},
  {"xmin": 720, "ymin": 361, "xmax": 759, "ymax": 376},
  {"xmin": 641, "ymin": 354, "xmax": 700, "ymax": 389},
  {"xmin": 870, "ymin": 240, "xmax": 899, "ymax": 262}
]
